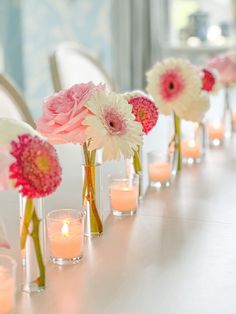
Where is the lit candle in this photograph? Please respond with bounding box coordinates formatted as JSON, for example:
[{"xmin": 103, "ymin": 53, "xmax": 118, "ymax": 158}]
[
  {"xmin": 232, "ymin": 112, "xmax": 236, "ymax": 126},
  {"xmin": 110, "ymin": 185, "xmax": 139, "ymax": 212},
  {"xmin": 47, "ymin": 209, "xmax": 84, "ymax": 264},
  {"xmin": 0, "ymin": 256, "xmax": 16, "ymax": 314},
  {"xmin": 181, "ymin": 139, "xmax": 201, "ymax": 159},
  {"xmin": 148, "ymin": 162, "xmax": 172, "ymax": 183},
  {"xmin": 208, "ymin": 122, "xmax": 225, "ymax": 141}
]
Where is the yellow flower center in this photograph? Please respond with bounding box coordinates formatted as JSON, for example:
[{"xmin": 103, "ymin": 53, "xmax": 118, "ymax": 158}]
[
  {"xmin": 35, "ymin": 155, "xmax": 50, "ymax": 172},
  {"xmin": 138, "ymin": 110, "xmax": 145, "ymax": 118}
]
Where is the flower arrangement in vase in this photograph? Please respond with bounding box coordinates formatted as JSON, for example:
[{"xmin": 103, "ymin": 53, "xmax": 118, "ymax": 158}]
[
  {"xmin": 0, "ymin": 118, "xmax": 62, "ymax": 292},
  {"xmin": 207, "ymin": 51, "xmax": 236, "ymax": 138},
  {"xmin": 37, "ymin": 83, "xmax": 143, "ymax": 237},
  {"xmin": 146, "ymin": 58, "xmax": 209, "ymax": 172},
  {"xmin": 122, "ymin": 91, "xmax": 159, "ymax": 197}
]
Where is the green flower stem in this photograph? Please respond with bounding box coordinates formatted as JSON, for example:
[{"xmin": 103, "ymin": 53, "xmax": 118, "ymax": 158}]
[
  {"xmin": 83, "ymin": 144, "xmax": 103, "ymax": 234},
  {"xmin": 174, "ymin": 113, "xmax": 182, "ymax": 172},
  {"xmin": 133, "ymin": 146, "xmax": 142, "ymax": 174},
  {"xmin": 20, "ymin": 198, "xmax": 45, "ymax": 288},
  {"xmin": 31, "ymin": 210, "xmax": 45, "ymax": 288},
  {"xmin": 20, "ymin": 199, "xmax": 34, "ymax": 250}
]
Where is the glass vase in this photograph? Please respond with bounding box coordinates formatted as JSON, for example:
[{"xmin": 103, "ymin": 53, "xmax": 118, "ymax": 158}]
[
  {"xmin": 82, "ymin": 163, "xmax": 103, "ymax": 237},
  {"xmin": 19, "ymin": 195, "xmax": 46, "ymax": 293},
  {"xmin": 172, "ymin": 114, "xmax": 182, "ymax": 175},
  {"xmin": 126, "ymin": 145, "xmax": 143, "ymax": 199},
  {"xmin": 224, "ymin": 86, "xmax": 233, "ymax": 139}
]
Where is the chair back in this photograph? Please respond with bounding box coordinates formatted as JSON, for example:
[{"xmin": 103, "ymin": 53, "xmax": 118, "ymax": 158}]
[
  {"xmin": 0, "ymin": 74, "xmax": 35, "ymax": 127},
  {"xmin": 50, "ymin": 42, "xmax": 115, "ymax": 92}
]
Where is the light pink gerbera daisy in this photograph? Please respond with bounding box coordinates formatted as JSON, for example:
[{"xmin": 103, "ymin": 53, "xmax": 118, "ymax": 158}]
[
  {"xmin": 146, "ymin": 58, "xmax": 209, "ymax": 122},
  {"xmin": 83, "ymin": 91, "xmax": 143, "ymax": 161},
  {"xmin": 9, "ymin": 134, "xmax": 62, "ymax": 198},
  {"xmin": 128, "ymin": 96, "xmax": 158, "ymax": 134}
]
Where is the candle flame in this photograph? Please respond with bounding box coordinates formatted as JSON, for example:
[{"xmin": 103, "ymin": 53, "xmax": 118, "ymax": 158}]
[
  {"xmin": 61, "ymin": 221, "xmax": 69, "ymax": 237},
  {"xmin": 188, "ymin": 139, "xmax": 196, "ymax": 148},
  {"xmin": 213, "ymin": 121, "xmax": 221, "ymax": 129}
]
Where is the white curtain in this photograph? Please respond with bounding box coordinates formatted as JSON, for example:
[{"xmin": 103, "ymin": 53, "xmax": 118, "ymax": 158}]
[{"xmin": 111, "ymin": 0, "xmax": 169, "ymax": 92}]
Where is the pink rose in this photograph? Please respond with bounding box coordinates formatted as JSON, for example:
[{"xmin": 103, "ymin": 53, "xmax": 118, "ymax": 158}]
[
  {"xmin": 207, "ymin": 53, "xmax": 236, "ymax": 85},
  {"xmin": 37, "ymin": 82, "xmax": 105, "ymax": 144}
]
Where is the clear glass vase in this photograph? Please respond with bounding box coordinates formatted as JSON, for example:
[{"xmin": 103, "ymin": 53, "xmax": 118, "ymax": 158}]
[
  {"xmin": 82, "ymin": 163, "xmax": 103, "ymax": 237},
  {"xmin": 224, "ymin": 86, "xmax": 233, "ymax": 139},
  {"xmin": 126, "ymin": 145, "xmax": 143, "ymax": 199},
  {"xmin": 19, "ymin": 195, "xmax": 46, "ymax": 293}
]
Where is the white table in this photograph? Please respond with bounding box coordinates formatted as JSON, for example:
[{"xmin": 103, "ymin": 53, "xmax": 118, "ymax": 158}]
[{"xmin": 1, "ymin": 138, "xmax": 236, "ymax": 314}]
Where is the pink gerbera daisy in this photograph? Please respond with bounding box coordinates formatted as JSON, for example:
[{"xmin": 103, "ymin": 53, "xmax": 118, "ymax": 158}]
[
  {"xmin": 159, "ymin": 69, "xmax": 185, "ymax": 101},
  {"xmin": 201, "ymin": 68, "xmax": 216, "ymax": 92},
  {"xmin": 128, "ymin": 96, "xmax": 158, "ymax": 134},
  {"xmin": 146, "ymin": 58, "xmax": 209, "ymax": 121},
  {"xmin": 9, "ymin": 134, "xmax": 62, "ymax": 198}
]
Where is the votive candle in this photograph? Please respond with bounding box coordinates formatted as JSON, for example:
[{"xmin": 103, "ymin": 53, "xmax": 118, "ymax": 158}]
[
  {"xmin": 47, "ymin": 209, "xmax": 84, "ymax": 265},
  {"xmin": 181, "ymin": 139, "xmax": 201, "ymax": 159},
  {"xmin": 0, "ymin": 255, "xmax": 16, "ymax": 314},
  {"xmin": 110, "ymin": 176, "xmax": 139, "ymax": 216},
  {"xmin": 148, "ymin": 151, "xmax": 172, "ymax": 188},
  {"xmin": 208, "ymin": 122, "xmax": 225, "ymax": 141}
]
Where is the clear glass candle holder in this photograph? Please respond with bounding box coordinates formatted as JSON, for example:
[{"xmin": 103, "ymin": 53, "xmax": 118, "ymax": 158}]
[
  {"xmin": 47, "ymin": 209, "xmax": 84, "ymax": 265},
  {"xmin": 148, "ymin": 152, "xmax": 172, "ymax": 188},
  {"xmin": 181, "ymin": 138, "xmax": 202, "ymax": 164},
  {"xmin": 109, "ymin": 174, "xmax": 139, "ymax": 217},
  {"xmin": 0, "ymin": 255, "xmax": 17, "ymax": 314},
  {"xmin": 207, "ymin": 121, "xmax": 225, "ymax": 147}
]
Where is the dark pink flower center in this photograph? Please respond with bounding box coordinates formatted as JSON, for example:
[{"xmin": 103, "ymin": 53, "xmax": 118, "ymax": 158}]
[
  {"xmin": 104, "ymin": 109, "xmax": 127, "ymax": 135},
  {"xmin": 159, "ymin": 69, "xmax": 185, "ymax": 101}
]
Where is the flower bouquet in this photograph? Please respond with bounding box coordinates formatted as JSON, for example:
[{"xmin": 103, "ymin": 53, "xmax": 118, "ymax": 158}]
[
  {"xmin": 146, "ymin": 58, "xmax": 209, "ymax": 172},
  {"xmin": 0, "ymin": 118, "xmax": 62, "ymax": 292},
  {"xmin": 123, "ymin": 91, "xmax": 158, "ymax": 197},
  {"xmin": 207, "ymin": 52, "xmax": 236, "ymax": 137},
  {"xmin": 37, "ymin": 83, "xmax": 142, "ymax": 237}
]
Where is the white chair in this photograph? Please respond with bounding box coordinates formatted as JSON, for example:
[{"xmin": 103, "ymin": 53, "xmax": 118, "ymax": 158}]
[
  {"xmin": 0, "ymin": 74, "xmax": 35, "ymax": 127},
  {"xmin": 49, "ymin": 42, "xmax": 116, "ymax": 92}
]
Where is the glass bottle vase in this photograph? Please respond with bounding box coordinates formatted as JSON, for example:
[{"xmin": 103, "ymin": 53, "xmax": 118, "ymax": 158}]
[
  {"xmin": 82, "ymin": 163, "xmax": 103, "ymax": 237},
  {"xmin": 19, "ymin": 195, "xmax": 46, "ymax": 292}
]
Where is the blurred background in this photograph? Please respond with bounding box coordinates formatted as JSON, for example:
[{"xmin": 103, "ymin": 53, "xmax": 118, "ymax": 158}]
[{"xmin": 0, "ymin": 0, "xmax": 235, "ymax": 117}]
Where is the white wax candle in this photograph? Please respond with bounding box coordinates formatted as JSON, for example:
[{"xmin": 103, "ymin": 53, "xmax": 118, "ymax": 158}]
[
  {"xmin": 148, "ymin": 162, "xmax": 172, "ymax": 182},
  {"xmin": 48, "ymin": 219, "xmax": 83, "ymax": 259},
  {"xmin": 110, "ymin": 185, "xmax": 138, "ymax": 212},
  {"xmin": 0, "ymin": 266, "xmax": 15, "ymax": 314},
  {"xmin": 181, "ymin": 139, "xmax": 201, "ymax": 159}
]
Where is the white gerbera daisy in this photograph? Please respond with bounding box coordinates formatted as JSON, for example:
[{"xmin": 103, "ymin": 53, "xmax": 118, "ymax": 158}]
[
  {"xmin": 175, "ymin": 91, "xmax": 209, "ymax": 122},
  {"xmin": 0, "ymin": 118, "xmax": 41, "ymax": 145},
  {"xmin": 146, "ymin": 58, "xmax": 203, "ymax": 118},
  {"xmin": 83, "ymin": 91, "xmax": 143, "ymax": 161}
]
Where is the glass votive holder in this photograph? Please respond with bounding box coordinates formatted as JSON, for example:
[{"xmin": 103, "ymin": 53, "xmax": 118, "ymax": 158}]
[
  {"xmin": 148, "ymin": 152, "xmax": 172, "ymax": 188},
  {"xmin": 0, "ymin": 255, "xmax": 17, "ymax": 314},
  {"xmin": 232, "ymin": 111, "xmax": 236, "ymax": 131},
  {"xmin": 207, "ymin": 121, "xmax": 225, "ymax": 147},
  {"xmin": 109, "ymin": 174, "xmax": 139, "ymax": 217},
  {"xmin": 181, "ymin": 138, "xmax": 202, "ymax": 164},
  {"xmin": 47, "ymin": 209, "xmax": 84, "ymax": 265}
]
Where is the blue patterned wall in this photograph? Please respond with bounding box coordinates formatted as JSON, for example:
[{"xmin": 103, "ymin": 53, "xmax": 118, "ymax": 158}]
[{"xmin": 22, "ymin": 0, "xmax": 112, "ymax": 117}]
